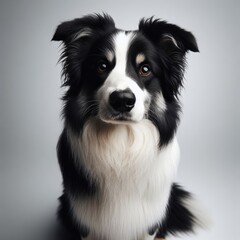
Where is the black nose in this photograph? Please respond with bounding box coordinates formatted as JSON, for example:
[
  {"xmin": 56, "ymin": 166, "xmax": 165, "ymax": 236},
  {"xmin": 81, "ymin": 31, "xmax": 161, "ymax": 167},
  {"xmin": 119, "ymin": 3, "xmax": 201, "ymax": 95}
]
[{"xmin": 109, "ymin": 90, "xmax": 136, "ymax": 113}]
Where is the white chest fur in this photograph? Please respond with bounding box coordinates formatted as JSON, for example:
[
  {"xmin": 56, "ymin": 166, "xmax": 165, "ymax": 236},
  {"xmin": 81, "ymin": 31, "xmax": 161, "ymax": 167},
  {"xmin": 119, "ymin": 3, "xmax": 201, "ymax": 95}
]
[{"xmin": 67, "ymin": 119, "xmax": 180, "ymax": 240}]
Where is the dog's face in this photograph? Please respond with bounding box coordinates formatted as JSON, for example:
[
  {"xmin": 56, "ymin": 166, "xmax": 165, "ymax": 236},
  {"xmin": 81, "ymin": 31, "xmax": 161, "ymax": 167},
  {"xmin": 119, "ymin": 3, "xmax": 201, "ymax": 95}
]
[{"xmin": 52, "ymin": 14, "xmax": 198, "ymax": 145}]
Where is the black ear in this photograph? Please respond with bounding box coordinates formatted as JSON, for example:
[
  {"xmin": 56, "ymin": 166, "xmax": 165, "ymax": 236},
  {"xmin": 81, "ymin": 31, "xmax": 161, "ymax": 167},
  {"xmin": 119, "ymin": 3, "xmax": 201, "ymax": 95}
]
[
  {"xmin": 52, "ymin": 13, "xmax": 115, "ymax": 42},
  {"xmin": 52, "ymin": 14, "xmax": 115, "ymax": 92},
  {"xmin": 139, "ymin": 17, "xmax": 199, "ymax": 53}
]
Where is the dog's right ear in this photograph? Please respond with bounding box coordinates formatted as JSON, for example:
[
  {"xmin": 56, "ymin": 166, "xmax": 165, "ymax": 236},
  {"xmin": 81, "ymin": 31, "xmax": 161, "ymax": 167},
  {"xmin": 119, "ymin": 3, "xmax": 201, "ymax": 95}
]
[
  {"xmin": 51, "ymin": 19, "xmax": 92, "ymax": 42},
  {"xmin": 52, "ymin": 14, "xmax": 115, "ymax": 91},
  {"xmin": 51, "ymin": 13, "xmax": 115, "ymax": 43}
]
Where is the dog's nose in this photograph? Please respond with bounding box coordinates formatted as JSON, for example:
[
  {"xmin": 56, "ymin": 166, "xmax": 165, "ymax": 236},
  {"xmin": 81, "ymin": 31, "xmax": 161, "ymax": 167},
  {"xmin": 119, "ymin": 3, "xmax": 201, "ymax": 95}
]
[{"xmin": 109, "ymin": 90, "xmax": 136, "ymax": 113}]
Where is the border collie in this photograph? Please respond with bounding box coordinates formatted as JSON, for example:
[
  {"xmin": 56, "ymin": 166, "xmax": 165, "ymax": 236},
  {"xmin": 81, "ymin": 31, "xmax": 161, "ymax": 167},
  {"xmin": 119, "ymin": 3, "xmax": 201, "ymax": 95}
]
[{"xmin": 52, "ymin": 13, "xmax": 204, "ymax": 240}]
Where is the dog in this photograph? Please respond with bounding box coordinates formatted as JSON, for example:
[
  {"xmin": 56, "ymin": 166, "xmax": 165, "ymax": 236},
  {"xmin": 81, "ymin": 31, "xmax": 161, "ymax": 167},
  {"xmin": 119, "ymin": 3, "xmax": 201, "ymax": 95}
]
[{"xmin": 52, "ymin": 13, "xmax": 204, "ymax": 240}]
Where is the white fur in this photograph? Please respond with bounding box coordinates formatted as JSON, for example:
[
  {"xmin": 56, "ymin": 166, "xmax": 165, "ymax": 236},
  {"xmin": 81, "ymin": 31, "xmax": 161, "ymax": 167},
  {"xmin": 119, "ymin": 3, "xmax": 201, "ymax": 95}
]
[
  {"xmin": 97, "ymin": 32, "xmax": 150, "ymax": 123},
  {"xmin": 67, "ymin": 118, "xmax": 180, "ymax": 240},
  {"xmin": 181, "ymin": 196, "xmax": 211, "ymax": 231}
]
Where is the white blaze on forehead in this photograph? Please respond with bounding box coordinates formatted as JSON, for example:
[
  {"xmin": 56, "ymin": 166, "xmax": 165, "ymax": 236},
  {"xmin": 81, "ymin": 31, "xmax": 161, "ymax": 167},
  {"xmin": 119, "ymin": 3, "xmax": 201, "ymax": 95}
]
[{"xmin": 113, "ymin": 31, "xmax": 135, "ymax": 73}]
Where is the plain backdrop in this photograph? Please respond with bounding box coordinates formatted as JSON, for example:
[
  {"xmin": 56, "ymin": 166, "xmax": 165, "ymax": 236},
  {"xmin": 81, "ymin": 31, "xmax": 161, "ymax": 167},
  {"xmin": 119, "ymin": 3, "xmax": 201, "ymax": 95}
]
[{"xmin": 1, "ymin": 0, "xmax": 240, "ymax": 240}]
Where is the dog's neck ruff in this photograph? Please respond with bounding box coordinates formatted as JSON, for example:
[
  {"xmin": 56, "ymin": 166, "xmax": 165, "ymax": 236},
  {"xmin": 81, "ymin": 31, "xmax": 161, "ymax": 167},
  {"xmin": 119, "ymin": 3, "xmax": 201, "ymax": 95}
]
[
  {"xmin": 67, "ymin": 118, "xmax": 160, "ymax": 179},
  {"xmin": 66, "ymin": 118, "xmax": 180, "ymax": 240}
]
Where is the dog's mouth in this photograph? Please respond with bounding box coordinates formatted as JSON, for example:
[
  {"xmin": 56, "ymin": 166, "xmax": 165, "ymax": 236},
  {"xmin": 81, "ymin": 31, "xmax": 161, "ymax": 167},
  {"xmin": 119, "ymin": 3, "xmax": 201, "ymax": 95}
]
[{"xmin": 99, "ymin": 108, "xmax": 135, "ymax": 124}]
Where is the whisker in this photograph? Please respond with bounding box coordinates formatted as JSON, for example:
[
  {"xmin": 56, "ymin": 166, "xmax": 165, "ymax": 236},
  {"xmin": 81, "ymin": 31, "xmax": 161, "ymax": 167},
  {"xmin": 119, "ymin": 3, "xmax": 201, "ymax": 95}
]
[{"xmin": 82, "ymin": 102, "xmax": 99, "ymax": 116}]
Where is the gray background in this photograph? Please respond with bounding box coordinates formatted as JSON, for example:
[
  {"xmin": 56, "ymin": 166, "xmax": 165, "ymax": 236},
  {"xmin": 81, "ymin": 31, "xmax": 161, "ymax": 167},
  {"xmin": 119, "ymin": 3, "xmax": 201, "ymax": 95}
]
[{"xmin": 1, "ymin": 0, "xmax": 239, "ymax": 239}]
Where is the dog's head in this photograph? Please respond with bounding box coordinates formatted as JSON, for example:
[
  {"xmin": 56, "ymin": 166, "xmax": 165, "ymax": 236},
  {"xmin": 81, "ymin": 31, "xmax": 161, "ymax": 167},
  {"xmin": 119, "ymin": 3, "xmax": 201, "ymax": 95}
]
[{"xmin": 52, "ymin": 14, "xmax": 198, "ymax": 145}]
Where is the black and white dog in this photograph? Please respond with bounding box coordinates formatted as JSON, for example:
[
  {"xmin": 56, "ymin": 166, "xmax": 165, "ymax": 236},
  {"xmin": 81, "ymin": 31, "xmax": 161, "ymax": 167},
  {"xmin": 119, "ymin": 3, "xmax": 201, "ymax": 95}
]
[{"xmin": 52, "ymin": 14, "xmax": 204, "ymax": 240}]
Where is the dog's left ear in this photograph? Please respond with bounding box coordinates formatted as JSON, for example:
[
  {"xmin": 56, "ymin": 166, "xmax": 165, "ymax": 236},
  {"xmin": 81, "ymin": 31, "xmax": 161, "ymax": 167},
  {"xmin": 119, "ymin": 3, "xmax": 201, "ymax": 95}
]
[
  {"xmin": 139, "ymin": 18, "xmax": 199, "ymax": 99},
  {"xmin": 139, "ymin": 18, "xmax": 199, "ymax": 53}
]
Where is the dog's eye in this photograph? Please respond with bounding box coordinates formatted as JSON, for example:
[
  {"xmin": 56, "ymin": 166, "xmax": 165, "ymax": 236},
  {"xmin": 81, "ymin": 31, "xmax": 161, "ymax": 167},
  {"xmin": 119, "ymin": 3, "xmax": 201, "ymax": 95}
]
[
  {"xmin": 139, "ymin": 64, "xmax": 151, "ymax": 77},
  {"xmin": 97, "ymin": 61, "xmax": 109, "ymax": 73}
]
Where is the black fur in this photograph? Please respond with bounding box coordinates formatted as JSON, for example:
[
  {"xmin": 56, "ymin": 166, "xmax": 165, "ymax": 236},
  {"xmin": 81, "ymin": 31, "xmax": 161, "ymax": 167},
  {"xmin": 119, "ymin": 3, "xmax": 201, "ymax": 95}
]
[
  {"xmin": 57, "ymin": 194, "xmax": 90, "ymax": 239},
  {"xmin": 57, "ymin": 130, "xmax": 97, "ymax": 197}
]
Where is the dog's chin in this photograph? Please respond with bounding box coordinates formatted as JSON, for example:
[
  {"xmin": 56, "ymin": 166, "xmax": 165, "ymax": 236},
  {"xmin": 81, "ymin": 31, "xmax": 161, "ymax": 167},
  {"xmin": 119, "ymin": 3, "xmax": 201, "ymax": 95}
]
[{"xmin": 99, "ymin": 112, "xmax": 139, "ymax": 125}]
